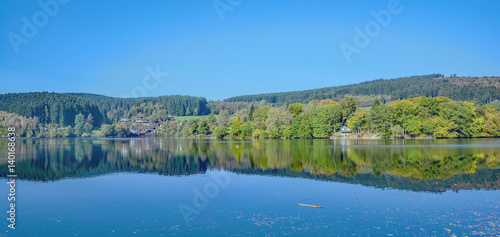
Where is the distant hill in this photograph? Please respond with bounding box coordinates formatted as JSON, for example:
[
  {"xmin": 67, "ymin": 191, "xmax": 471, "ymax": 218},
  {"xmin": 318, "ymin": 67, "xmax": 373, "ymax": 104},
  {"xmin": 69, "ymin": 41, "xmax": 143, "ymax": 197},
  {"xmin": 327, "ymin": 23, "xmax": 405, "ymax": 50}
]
[
  {"xmin": 67, "ymin": 93, "xmax": 210, "ymax": 117},
  {"xmin": 0, "ymin": 92, "xmax": 104, "ymax": 126},
  {"xmin": 0, "ymin": 92, "xmax": 210, "ymax": 126},
  {"xmin": 224, "ymin": 74, "xmax": 500, "ymax": 106},
  {"xmin": 2, "ymin": 75, "xmax": 499, "ymax": 126}
]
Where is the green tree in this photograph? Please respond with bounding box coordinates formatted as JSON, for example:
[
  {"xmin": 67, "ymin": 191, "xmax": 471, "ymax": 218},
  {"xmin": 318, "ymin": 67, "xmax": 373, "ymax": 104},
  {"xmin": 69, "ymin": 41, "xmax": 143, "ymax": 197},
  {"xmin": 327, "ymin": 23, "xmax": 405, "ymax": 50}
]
[
  {"xmin": 102, "ymin": 124, "xmax": 115, "ymax": 137},
  {"xmin": 83, "ymin": 123, "xmax": 93, "ymax": 133},
  {"xmin": 390, "ymin": 125, "xmax": 404, "ymax": 138},
  {"xmin": 291, "ymin": 113, "xmax": 313, "ymax": 138},
  {"xmin": 312, "ymin": 105, "xmax": 336, "ymax": 138},
  {"xmin": 63, "ymin": 126, "xmax": 74, "ymax": 137},
  {"xmin": 288, "ymin": 103, "xmax": 304, "ymax": 117},
  {"xmin": 253, "ymin": 105, "xmax": 271, "ymax": 121},
  {"xmin": 481, "ymin": 107, "xmax": 500, "ymax": 136},
  {"xmin": 248, "ymin": 105, "xmax": 255, "ymax": 121},
  {"xmin": 368, "ymin": 103, "xmax": 391, "ymax": 136},
  {"xmin": 340, "ymin": 97, "xmax": 357, "ymax": 122},
  {"xmin": 214, "ymin": 126, "xmax": 228, "ymax": 138},
  {"xmin": 217, "ymin": 110, "xmax": 230, "ymax": 127},
  {"xmin": 282, "ymin": 125, "xmax": 292, "ymax": 138},
  {"xmin": 207, "ymin": 111, "xmax": 217, "ymax": 128},
  {"xmin": 198, "ymin": 119, "xmax": 209, "ymax": 135},
  {"xmin": 230, "ymin": 116, "xmax": 243, "ymax": 137},
  {"xmin": 372, "ymin": 99, "xmax": 381, "ymax": 109},
  {"xmin": 74, "ymin": 113, "xmax": 85, "ymax": 136},
  {"xmin": 440, "ymin": 101, "xmax": 477, "ymax": 137},
  {"xmin": 241, "ymin": 121, "xmax": 254, "ymax": 138},
  {"xmin": 391, "ymin": 100, "xmax": 413, "ymax": 137},
  {"xmin": 188, "ymin": 119, "xmax": 199, "ymax": 135},
  {"xmin": 265, "ymin": 108, "xmax": 292, "ymax": 138},
  {"xmin": 114, "ymin": 124, "xmax": 129, "ymax": 137},
  {"xmin": 347, "ymin": 110, "xmax": 367, "ymax": 133}
]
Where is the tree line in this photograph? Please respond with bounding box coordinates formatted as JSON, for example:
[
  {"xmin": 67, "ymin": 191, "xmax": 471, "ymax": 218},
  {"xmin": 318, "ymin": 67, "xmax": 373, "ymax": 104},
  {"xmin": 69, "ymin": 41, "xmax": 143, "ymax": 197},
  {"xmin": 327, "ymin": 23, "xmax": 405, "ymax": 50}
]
[
  {"xmin": 348, "ymin": 96, "xmax": 500, "ymax": 138},
  {"xmin": 2, "ymin": 94, "xmax": 499, "ymax": 138},
  {"xmin": 1, "ymin": 75, "xmax": 500, "ymax": 139},
  {"xmin": 68, "ymin": 93, "xmax": 210, "ymax": 122},
  {"xmin": 0, "ymin": 92, "xmax": 210, "ymax": 137},
  {"xmin": 0, "ymin": 92, "xmax": 103, "ymax": 127},
  {"xmin": 224, "ymin": 74, "xmax": 500, "ymax": 105},
  {"xmin": 164, "ymin": 96, "xmax": 500, "ymax": 139}
]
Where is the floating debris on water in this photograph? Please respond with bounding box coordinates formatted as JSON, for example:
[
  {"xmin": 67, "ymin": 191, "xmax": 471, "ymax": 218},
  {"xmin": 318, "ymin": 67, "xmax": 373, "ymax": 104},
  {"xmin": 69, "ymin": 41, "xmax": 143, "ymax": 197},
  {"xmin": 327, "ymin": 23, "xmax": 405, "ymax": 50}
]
[{"xmin": 298, "ymin": 204, "xmax": 322, "ymax": 208}]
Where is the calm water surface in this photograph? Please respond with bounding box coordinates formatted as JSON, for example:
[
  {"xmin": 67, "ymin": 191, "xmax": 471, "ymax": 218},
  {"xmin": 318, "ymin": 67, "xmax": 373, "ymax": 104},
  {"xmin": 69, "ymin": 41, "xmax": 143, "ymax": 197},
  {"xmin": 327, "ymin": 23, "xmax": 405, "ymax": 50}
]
[{"xmin": 0, "ymin": 138, "xmax": 499, "ymax": 236}]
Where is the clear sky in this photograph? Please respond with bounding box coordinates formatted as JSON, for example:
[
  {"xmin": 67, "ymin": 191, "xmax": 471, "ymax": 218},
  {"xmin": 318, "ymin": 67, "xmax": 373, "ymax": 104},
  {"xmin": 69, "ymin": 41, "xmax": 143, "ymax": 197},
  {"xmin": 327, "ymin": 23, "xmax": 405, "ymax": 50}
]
[{"xmin": 1, "ymin": 0, "xmax": 499, "ymax": 100}]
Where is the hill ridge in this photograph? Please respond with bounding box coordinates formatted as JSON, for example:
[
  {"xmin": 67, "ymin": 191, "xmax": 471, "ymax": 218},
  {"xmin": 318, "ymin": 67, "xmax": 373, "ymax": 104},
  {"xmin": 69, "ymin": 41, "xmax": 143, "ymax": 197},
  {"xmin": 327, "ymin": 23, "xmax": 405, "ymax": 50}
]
[{"xmin": 223, "ymin": 74, "xmax": 500, "ymax": 105}]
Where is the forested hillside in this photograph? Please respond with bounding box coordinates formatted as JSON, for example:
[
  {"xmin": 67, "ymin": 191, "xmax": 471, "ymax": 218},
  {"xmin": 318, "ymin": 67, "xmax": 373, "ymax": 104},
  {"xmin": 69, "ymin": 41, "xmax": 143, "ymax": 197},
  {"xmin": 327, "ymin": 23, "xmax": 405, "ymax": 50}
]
[
  {"xmin": 164, "ymin": 96, "xmax": 500, "ymax": 139},
  {"xmin": 224, "ymin": 74, "xmax": 500, "ymax": 106},
  {"xmin": 68, "ymin": 93, "xmax": 210, "ymax": 122},
  {"xmin": 1, "ymin": 75, "xmax": 499, "ymax": 139},
  {"xmin": 0, "ymin": 92, "xmax": 104, "ymax": 126},
  {"xmin": 0, "ymin": 92, "xmax": 210, "ymax": 126}
]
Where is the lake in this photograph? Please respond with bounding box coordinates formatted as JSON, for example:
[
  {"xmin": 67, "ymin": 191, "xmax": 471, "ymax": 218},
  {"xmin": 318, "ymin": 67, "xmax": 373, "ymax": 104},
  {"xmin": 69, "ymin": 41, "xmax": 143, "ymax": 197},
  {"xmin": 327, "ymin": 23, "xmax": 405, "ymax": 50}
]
[{"xmin": 0, "ymin": 138, "xmax": 499, "ymax": 236}]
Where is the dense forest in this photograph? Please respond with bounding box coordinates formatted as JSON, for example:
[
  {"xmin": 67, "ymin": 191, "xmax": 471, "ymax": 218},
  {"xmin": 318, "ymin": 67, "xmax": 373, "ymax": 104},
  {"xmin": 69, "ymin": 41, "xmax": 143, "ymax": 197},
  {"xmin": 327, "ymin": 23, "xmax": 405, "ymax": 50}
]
[
  {"xmin": 224, "ymin": 74, "xmax": 500, "ymax": 106},
  {"xmin": 1, "ymin": 75, "xmax": 499, "ymax": 139},
  {"xmin": 0, "ymin": 92, "xmax": 104, "ymax": 126},
  {"xmin": 67, "ymin": 93, "xmax": 210, "ymax": 121},
  {"xmin": 164, "ymin": 96, "xmax": 500, "ymax": 139},
  {"xmin": 0, "ymin": 92, "xmax": 211, "ymax": 137},
  {"xmin": 0, "ymin": 92, "xmax": 209, "ymax": 122}
]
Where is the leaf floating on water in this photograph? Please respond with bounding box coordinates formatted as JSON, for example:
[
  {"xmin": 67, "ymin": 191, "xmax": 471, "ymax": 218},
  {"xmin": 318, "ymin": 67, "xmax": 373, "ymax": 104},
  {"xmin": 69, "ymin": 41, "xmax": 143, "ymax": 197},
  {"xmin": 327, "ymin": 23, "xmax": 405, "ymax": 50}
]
[{"xmin": 298, "ymin": 204, "xmax": 322, "ymax": 208}]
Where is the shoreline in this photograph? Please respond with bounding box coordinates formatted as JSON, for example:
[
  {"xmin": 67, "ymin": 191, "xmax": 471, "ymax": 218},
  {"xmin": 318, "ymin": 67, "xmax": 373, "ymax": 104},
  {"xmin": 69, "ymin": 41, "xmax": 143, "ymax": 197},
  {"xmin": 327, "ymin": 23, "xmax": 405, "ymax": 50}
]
[
  {"xmin": 5, "ymin": 135, "xmax": 495, "ymax": 140},
  {"xmin": 2, "ymin": 133, "xmax": 499, "ymax": 140}
]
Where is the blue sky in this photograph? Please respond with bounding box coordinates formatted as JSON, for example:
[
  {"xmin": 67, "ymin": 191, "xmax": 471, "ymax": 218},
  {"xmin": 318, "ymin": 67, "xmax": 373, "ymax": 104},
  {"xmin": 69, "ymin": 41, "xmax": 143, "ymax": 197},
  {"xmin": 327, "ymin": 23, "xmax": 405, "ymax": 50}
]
[{"xmin": 1, "ymin": 0, "xmax": 499, "ymax": 100}]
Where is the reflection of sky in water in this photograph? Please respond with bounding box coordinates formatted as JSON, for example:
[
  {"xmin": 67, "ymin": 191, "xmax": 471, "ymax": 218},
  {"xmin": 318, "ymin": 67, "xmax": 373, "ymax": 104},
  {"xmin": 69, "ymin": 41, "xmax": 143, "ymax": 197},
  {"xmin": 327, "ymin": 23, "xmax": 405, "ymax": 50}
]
[
  {"xmin": 0, "ymin": 138, "xmax": 499, "ymax": 236},
  {"xmin": 1, "ymin": 171, "xmax": 498, "ymax": 236}
]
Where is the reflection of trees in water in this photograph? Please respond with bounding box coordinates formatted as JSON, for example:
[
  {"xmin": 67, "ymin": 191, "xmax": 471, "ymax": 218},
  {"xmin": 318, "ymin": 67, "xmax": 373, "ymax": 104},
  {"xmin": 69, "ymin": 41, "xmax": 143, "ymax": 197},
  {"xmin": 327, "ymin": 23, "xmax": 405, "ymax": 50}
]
[
  {"xmin": 0, "ymin": 139, "xmax": 210, "ymax": 180},
  {"xmin": 0, "ymin": 139, "xmax": 499, "ymax": 191},
  {"xmin": 229, "ymin": 167, "xmax": 500, "ymax": 193},
  {"xmin": 364, "ymin": 148, "xmax": 499, "ymax": 180}
]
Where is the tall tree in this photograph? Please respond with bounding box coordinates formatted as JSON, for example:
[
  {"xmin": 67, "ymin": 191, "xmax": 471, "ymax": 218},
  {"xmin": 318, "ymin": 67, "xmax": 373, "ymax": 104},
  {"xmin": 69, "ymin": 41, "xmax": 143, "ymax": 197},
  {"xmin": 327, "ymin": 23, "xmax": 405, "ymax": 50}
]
[
  {"xmin": 217, "ymin": 110, "xmax": 230, "ymax": 127},
  {"xmin": 372, "ymin": 99, "xmax": 381, "ymax": 109},
  {"xmin": 74, "ymin": 113, "xmax": 85, "ymax": 136},
  {"xmin": 230, "ymin": 116, "xmax": 243, "ymax": 137},
  {"xmin": 248, "ymin": 105, "xmax": 255, "ymax": 121}
]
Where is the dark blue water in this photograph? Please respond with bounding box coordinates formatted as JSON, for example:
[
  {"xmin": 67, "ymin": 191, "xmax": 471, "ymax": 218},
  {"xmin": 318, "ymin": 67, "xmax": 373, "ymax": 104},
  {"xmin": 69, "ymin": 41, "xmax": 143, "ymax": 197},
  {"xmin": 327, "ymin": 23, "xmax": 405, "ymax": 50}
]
[{"xmin": 0, "ymin": 138, "xmax": 499, "ymax": 236}]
